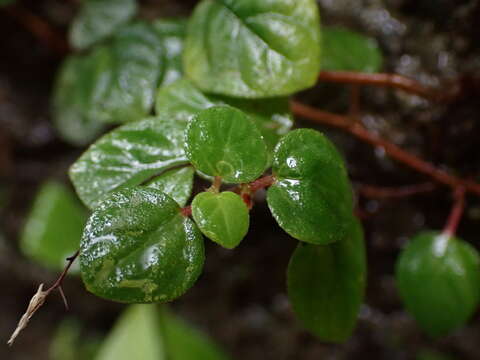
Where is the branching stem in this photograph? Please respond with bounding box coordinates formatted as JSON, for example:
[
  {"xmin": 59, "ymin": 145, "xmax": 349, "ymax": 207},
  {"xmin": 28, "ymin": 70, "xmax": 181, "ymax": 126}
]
[
  {"xmin": 358, "ymin": 182, "xmax": 436, "ymax": 199},
  {"xmin": 290, "ymin": 101, "xmax": 480, "ymax": 197},
  {"xmin": 8, "ymin": 250, "xmax": 80, "ymax": 346},
  {"xmin": 318, "ymin": 70, "xmax": 459, "ymax": 103}
]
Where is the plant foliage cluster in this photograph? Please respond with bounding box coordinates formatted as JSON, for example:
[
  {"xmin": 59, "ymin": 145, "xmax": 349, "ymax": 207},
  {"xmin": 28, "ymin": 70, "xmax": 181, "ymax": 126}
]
[{"xmin": 16, "ymin": 0, "xmax": 480, "ymax": 350}]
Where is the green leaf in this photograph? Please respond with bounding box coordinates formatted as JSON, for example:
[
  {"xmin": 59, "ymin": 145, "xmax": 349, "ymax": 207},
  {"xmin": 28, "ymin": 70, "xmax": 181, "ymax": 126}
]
[
  {"xmin": 70, "ymin": 117, "xmax": 188, "ymax": 209},
  {"xmin": 192, "ymin": 191, "xmax": 249, "ymax": 249},
  {"xmin": 80, "ymin": 188, "xmax": 204, "ymax": 303},
  {"xmin": 267, "ymin": 129, "xmax": 354, "ymax": 244},
  {"xmin": 185, "ymin": 106, "xmax": 268, "ymax": 183},
  {"xmin": 155, "ymin": 78, "xmax": 293, "ymax": 152},
  {"xmin": 50, "ymin": 318, "xmax": 102, "ymax": 360},
  {"xmin": 396, "ymin": 231, "xmax": 480, "ymax": 337},
  {"xmin": 95, "ymin": 305, "xmax": 165, "ymax": 360},
  {"xmin": 54, "ymin": 22, "xmax": 166, "ymax": 135},
  {"xmin": 69, "ymin": 0, "xmax": 137, "ymax": 50},
  {"xmin": 20, "ymin": 181, "xmax": 86, "ymax": 271},
  {"xmin": 161, "ymin": 309, "xmax": 231, "ymax": 360},
  {"xmin": 152, "ymin": 18, "xmax": 188, "ymax": 87},
  {"xmin": 183, "ymin": 0, "xmax": 321, "ymax": 98},
  {"xmin": 287, "ymin": 219, "xmax": 366, "ymax": 343},
  {"xmin": 93, "ymin": 22, "xmax": 166, "ymax": 124},
  {"xmin": 321, "ymin": 27, "xmax": 383, "ymax": 73},
  {"xmin": 145, "ymin": 167, "xmax": 194, "ymax": 207},
  {"xmin": 52, "ymin": 53, "xmax": 108, "ymax": 146}
]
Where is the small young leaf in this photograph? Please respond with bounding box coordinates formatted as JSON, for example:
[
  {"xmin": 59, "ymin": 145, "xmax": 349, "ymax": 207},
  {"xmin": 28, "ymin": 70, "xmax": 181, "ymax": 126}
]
[
  {"xmin": 396, "ymin": 232, "xmax": 480, "ymax": 337},
  {"xmin": 145, "ymin": 167, "xmax": 194, "ymax": 207},
  {"xmin": 95, "ymin": 305, "xmax": 165, "ymax": 360},
  {"xmin": 69, "ymin": 0, "xmax": 137, "ymax": 50},
  {"xmin": 183, "ymin": 0, "xmax": 321, "ymax": 98},
  {"xmin": 287, "ymin": 219, "xmax": 366, "ymax": 343},
  {"xmin": 267, "ymin": 129, "xmax": 354, "ymax": 244},
  {"xmin": 80, "ymin": 188, "xmax": 204, "ymax": 303},
  {"xmin": 185, "ymin": 106, "xmax": 268, "ymax": 183},
  {"xmin": 152, "ymin": 18, "xmax": 188, "ymax": 87},
  {"xmin": 20, "ymin": 181, "xmax": 86, "ymax": 271},
  {"xmin": 321, "ymin": 27, "xmax": 383, "ymax": 73},
  {"xmin": 161, "ymin": 309, "xmax": 231, "ymax": 360},
  {"xmin": 70, "ymin": 117, "xmax": 188, "ymax": 209},
  {"xmin": 52, "ymin": 53, "xmax": 109, "ymax": 146},
  {"xmin": 192, "ymin": 191, "xmax": 249, "ymax": 249},
  {"xmin": 155, "ymin": 79, "xmax": 293, "ymax": 152}
]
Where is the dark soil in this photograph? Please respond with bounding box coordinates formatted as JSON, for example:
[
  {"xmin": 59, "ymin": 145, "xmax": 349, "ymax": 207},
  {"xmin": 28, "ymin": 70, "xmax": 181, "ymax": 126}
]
[{"xmin": 1, "ymin": 1, "xmax": 480, "ymax": 359}]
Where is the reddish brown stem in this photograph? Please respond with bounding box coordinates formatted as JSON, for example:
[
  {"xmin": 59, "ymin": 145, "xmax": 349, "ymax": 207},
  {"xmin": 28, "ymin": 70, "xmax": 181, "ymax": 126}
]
[
  {"xmin": 318, "ymin": 71, "xmax": 458, "ymax": 103},
  {"xmin": 180, "ymin": 175, "xmax": 275, "ymax": 216},
  {"xmin": 290, "ymin": 101, "xmax": 480, "ymax": 196},
  {"xmin": 45, "ymin": 250, "xmax": 80, "ymax": 295},
  {"xmin": 443, "ymin": 186, "xmax": 466, "ymax": 237},
  {"xmin": 181, "ymin": 206, "xmax": 192, "ymax": 217},
  {"xmin": 358, "ymin": 182, "xmax": 436, "ymax": 199},
  {"xmin": 4, "ymin": 5, "xmax": 70, "ymax": 55},
  {"xmin": 249, "ymin": 175, "xmax": 275, "ymax": 193}
]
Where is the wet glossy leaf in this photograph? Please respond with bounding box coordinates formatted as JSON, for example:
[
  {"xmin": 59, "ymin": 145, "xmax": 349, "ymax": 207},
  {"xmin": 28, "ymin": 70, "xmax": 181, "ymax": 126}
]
[
  {"xmin": 322, "ymin": 27, "xmax": 383, "ymax": 73},
  {"xmin": 155, "ymin": 79, "xmax": 293, "ymax": 152},
  {"xmin": 192, "ymin": 191, "xmax": 249, "ymax": 249},
  {"xmin": 185, "ymin": 106, "xmax": 268, "ymax": 183},
  {"xmin": 80, "ymin": 188, "xmax": 205, "ymax": 303},
  {"xmin": 183, "ymin": 0, "xmax": 321, "ymax": 98},
  {"xmin": 20, "ymin": 181, "xmax": 86, "ymax": 271},
  {"xmin": 396, "ymin": 232, "xmax": 480, "ymax": 337},
  {"xmin": 267, "ymin": 129, "xmax": 354, "ymax": 244},
  {"xmin": 70, "ymin": 117, "xmax": 188, "ymax": 209},
  {"xmin": 145, "ymin": 167, "xmax": 194, "ymax": 207},
  {"xmin": 52, "ymin": 53, "xmax": 108, "ymax": 146},
  {"xmin": 287, "ymin": 219, "xmax": 366, "ymax": 343},
  {"xmin": 161, "ymin": 308, "xmax": 231, "ymax": 360},
  {"xmin": 69, "ymin": 0, "xmax": 137, "ymax": 50},
  {"xmin": 96, "ymin": 305, "xmax": 165, "ymax": 360},
  {"xmin": 152, "ymin": 18, "xmax": 187, "ymax": 87}
]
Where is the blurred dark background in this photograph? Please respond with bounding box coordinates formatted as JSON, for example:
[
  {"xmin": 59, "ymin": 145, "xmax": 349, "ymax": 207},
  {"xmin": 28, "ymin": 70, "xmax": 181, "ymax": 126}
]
[{"xmin": 1, "ymin": 0, "xmax": 480, "ymax": 359}]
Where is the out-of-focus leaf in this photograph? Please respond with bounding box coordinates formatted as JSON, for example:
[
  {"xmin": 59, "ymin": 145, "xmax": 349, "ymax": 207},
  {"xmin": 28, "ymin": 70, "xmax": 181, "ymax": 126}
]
[
  {"xmin": 152, "ymin": 18, "xmax": 188, "ymax": 87},
  {"xmin": 161, "ymin": 308, "xmax": 231, "ymax": 360},
  {"xmin": 69, "ymin": 0, "xmax": 137, "ymax": 50},
  {"xmin": 52, "ymin": 53, "xmax": 108, "ymax": 146},
  {"xmin": 95, "ymin": 305, "xmax": 165, "ymax": 360},
  {"xmin": 50, "ymin": 318, "xmax": 102, "ymax": 360},
  {"xmin": 396, "ymin": 231, "xmax": 480, "ymax": 337},
  {"xmin": 321, "ymin": 27, "xmax": 382, "ymax": 73},
  {"xmin": 54, "ymin": 21, "xmax": 165, "ymax": 142},
  {"xmin": 80, "ymin": 188, "xmax": 204, "ymax": 303},
  {"xmin": 20, "ymin": 181, "xmax": 86, "ymax": 272},
  {"xmin": 183, "ymin": 0, "xmax": 321, "ymax": 98},
  {"xmin": 287, "ymin": 219, "xmax": 366, "ymax": 342}
]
